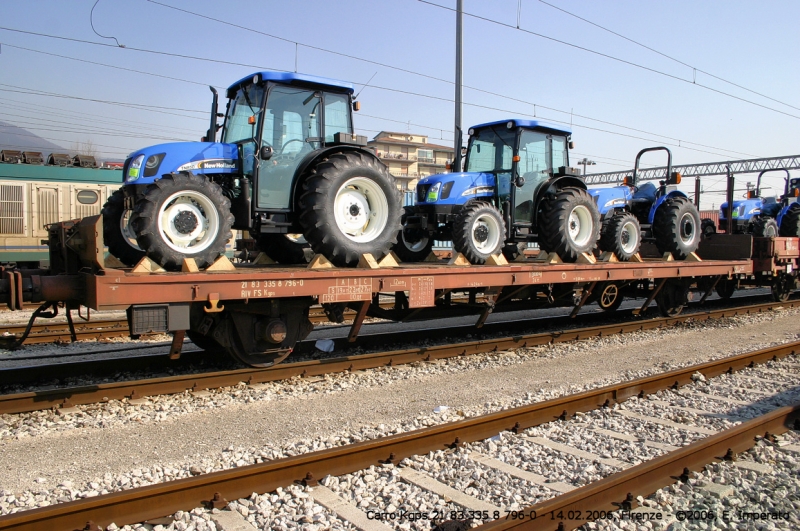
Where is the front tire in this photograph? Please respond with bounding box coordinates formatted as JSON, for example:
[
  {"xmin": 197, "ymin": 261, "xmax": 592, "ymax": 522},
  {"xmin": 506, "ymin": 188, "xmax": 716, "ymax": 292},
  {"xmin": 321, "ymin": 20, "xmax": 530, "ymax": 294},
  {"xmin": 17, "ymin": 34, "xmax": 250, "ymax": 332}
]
[
  {"xmin": 653, "ymin": 196, "xmax": 700, "ymax": 260},
  {"xmin": 538, "ymin": 187, "xmax": 600, "ymax": 263},
  {"xmin": 779, "ymin": 206, "xmax": 800, "ymax": 237},
  {"xmin": 598, "ymin": 212, "xmax": 641, "ymax": 261},
  {"xmin": 751, "ymin": 217, "xmax": 779, "ymax": 238},
  {"xmin": 131, "ymin": 172, "xmax": 233, "ymax": 270},
  {"xmin": 393, "ymin": 206, "xmax": 434, "ymax": 262},
  {"xmin": 102, "ymin": 188, "xmax": 146, "ymax": 266},
  {"xmin": 299, "ymin": 152, "xmax": 401, "ymax": 267},
  {"xmin": 452, "ymin": 201, "xmax": 506, "ymax": 265},
  {"xmin": 701, "ymin": 218, "xmax": 716, "ymax": 240}
]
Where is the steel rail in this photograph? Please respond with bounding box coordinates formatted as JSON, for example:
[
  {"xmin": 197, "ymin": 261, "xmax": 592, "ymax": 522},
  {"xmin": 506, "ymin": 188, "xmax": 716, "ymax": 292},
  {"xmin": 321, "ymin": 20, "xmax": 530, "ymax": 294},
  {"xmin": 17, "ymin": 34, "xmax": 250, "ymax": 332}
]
[
  {"xmin": 1, "ymin": 299, "xmax": 797, "ymax": 415},
  {"xmin": 0, "ymin": 342, "xmax": 797, "ymax": 531},
  {"xmin": 474, "ymin": 403, "xmax": 800, "ymax": 531}
]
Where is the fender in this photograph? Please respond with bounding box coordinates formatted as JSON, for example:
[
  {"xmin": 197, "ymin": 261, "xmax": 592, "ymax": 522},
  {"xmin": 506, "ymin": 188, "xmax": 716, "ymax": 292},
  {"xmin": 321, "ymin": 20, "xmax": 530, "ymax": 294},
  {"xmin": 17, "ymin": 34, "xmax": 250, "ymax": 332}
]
[
  {"xmin": 648, "ymin": 190, "xmax": 688, "ymax": 224},
  {"xmin": 532, "ymin": 175, "xmax": 586, "ymax": 222}
]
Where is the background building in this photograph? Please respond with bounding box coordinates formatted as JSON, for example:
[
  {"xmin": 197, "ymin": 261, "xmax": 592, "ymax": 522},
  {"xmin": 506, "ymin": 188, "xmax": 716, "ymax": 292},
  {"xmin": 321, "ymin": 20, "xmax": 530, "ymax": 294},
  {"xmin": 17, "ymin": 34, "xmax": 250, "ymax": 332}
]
[{"xmin": 367, "ymin": 132, "xmax": 454, "ymax": 190}]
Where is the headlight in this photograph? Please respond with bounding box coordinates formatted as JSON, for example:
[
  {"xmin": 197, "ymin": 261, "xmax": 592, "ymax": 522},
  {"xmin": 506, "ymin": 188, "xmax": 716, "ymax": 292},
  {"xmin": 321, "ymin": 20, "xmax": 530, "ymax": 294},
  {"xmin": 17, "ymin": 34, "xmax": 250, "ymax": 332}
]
[
  {"xmin": 426, "ymin": 182, "xmax": 441, "ymax": 202},
  {"xmin": 143, "ymin": 153, "xmax": 166, "ymax": 177},
  {"xmin": 127, "ymin": 154, "xmax": 145, "ymax": 181}
]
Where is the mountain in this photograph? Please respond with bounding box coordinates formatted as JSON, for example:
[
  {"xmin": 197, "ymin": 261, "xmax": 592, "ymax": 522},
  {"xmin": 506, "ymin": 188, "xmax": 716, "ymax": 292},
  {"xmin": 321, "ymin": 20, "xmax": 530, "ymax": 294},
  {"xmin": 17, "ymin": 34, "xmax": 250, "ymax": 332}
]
[{"xmin": 0, "ymin": 120, "xmax": 65, "ymax": 155}]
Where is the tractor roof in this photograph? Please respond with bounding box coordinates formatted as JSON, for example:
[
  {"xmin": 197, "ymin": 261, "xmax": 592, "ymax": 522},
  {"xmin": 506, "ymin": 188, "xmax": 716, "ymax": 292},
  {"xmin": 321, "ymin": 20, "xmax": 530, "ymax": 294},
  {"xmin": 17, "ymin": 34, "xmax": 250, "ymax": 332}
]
[
  {"xmin": 228, "ymin": 71, "xmax": 354, "ymax": 94},
  {"xmin": 470, "ymin": 119, "xmax": 571, "ymax": 136}
]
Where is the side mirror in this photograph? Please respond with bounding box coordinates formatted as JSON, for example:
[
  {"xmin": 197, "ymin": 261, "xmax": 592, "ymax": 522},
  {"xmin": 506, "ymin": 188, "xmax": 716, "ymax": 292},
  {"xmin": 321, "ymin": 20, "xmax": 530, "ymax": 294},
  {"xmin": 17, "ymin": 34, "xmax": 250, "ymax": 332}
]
[
  {"xmin": 260, "ymin": 145, "xmax": 273, "ymax": 160},
  {"xmin": 515, "ymin": 176, "xmax": 525, "ymax": 188},
  {"xmin": 352, "ymin": 101, "xmax": 361, "ymax": 112},
  {"xmin": 568, "ymin": 141, "xmax": 575, "ymax": 149}
]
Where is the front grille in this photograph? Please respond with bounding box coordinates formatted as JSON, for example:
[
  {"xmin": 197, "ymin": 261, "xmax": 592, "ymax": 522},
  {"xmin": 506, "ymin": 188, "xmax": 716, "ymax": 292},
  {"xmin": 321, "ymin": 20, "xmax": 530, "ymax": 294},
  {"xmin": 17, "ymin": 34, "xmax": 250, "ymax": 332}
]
[{"xmin": 417, "ymin": 183, "xmax": 431, "ymax": 202}]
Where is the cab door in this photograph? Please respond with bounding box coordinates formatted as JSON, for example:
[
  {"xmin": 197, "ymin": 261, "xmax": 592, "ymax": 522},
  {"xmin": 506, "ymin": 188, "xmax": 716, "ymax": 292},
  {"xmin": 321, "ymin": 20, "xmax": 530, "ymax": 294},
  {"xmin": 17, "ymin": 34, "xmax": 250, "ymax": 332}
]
[{"xmin": 513, "ymin": 130, "xmax": 550, "ymax": 226}]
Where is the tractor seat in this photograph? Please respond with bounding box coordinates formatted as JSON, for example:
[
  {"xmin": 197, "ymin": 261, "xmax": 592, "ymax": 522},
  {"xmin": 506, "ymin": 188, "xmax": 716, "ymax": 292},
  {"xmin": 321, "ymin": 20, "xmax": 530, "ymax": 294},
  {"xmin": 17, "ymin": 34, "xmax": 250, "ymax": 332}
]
[{"xmin": 630, "ymin": 182, "xmax": 657, "ymax": 203}]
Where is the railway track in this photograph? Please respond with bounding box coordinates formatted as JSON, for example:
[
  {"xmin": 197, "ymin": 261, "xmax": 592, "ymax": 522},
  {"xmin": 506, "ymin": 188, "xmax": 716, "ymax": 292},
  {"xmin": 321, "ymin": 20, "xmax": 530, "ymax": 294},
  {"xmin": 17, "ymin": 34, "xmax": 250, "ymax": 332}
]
[
  {"xmin": 0, "ymin": 341, "xmax": 797, "ymax": 530},
  {"xmin": 1, "ymin": 297, "xmax": 797, "ymax": 415}
]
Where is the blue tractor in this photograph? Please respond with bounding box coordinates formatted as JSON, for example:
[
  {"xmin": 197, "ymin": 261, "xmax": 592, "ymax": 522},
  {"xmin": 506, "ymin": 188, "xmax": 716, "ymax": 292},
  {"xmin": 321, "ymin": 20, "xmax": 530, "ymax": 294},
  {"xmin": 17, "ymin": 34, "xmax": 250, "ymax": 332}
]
[
  {"xmin": 718, "ymin": 169, "xmax": 800, "ymax": 237},
  {"xmin": 589, "ymin": 147, "xmax": 701, "ymax": 260},
  {"xmin": 102, "ymin": 71, "xmax": 401, "ymax": 271},
  {"xmin": 395, "ymin": 119, "xmax": 600, "ymax": 264}
]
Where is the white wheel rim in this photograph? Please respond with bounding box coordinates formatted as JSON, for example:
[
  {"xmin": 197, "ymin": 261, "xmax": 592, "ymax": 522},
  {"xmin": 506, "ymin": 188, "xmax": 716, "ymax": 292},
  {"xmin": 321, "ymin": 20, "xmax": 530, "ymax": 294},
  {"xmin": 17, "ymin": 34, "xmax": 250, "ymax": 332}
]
[
  {"xmin": 157, "ymin": 190, "xmax": 220, "ymax": 253},
  {"xmin": 471, "ymin": 213, "xmax": 502, "ymax": 253},
  {"xmin": 568, "ymin": 205, "xmax": 593, "ymax": 247},
  {"xmin": 619, "ymin": 220, "xmax": 639, "ymax": 254},
  {"xmin": 120, "ymin": 210, "xmax": 142, "ymax": 251},
  {"xmin": 679, "ymin": 212, "xmax": 696, "ymax": 244},
  {"xmin": 333, "ymin": 177, "xmax": 389, "ymax": 243}
]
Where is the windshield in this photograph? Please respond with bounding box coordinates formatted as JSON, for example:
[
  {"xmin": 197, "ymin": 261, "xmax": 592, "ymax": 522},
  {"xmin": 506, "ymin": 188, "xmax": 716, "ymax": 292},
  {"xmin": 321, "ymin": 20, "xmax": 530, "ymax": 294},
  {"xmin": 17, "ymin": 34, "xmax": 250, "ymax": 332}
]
[
  {"xmin": 465, "ymin": 127, "xmax": 515, "ymax": 173},
  {"xmin": 222, "ymin": 83, "xmax": 266, "ymax": 144}
]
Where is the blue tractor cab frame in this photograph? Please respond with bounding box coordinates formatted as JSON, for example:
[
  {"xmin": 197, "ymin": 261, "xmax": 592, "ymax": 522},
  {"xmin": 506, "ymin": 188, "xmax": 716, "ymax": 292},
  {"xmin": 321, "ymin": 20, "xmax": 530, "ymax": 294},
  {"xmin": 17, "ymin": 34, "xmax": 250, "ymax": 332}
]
[
  {"xmin": 395, "ymin": 119, "xmax": 600, "ymax": 264},
  {"xmin": 588, "ymin": 146, "xmax": 701, "ymax": 260}
]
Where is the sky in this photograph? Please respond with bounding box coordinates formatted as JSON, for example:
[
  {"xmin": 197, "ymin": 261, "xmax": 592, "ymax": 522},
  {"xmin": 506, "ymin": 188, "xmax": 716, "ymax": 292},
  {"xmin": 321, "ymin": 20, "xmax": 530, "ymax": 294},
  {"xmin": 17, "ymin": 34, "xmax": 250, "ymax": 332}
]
[{"xmin": 1, "ymin": 0, "xmax": 799, "ymax": 210}]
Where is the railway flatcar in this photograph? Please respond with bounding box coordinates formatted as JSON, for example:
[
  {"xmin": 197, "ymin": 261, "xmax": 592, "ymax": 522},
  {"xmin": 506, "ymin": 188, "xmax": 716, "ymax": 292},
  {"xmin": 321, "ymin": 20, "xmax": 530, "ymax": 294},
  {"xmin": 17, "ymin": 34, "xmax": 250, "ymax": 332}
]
[{"xmin": 0, "ymin": 152, "xmax": 123, "ymax": 267}]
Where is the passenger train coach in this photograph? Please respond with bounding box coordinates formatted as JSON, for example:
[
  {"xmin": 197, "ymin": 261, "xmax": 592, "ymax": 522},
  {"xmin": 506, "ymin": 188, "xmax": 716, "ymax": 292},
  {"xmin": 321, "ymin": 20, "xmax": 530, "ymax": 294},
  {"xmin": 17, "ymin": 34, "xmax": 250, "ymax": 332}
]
[{"xmin": 0, "ymin": 151, "xmax": 123, "ymax": 267}]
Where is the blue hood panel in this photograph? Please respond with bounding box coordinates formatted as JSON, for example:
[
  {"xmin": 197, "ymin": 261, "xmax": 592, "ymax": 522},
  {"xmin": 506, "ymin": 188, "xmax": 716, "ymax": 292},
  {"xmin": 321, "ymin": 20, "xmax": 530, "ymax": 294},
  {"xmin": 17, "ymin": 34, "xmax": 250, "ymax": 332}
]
[
  {"xmin": 417, "ymin": 172, "xmax": 497, "ymax": 205},
  {"xmin": 126, "ymin": 142, "xmax": 240, "ymax": 184},
  {"xmin": 589, "ymin": 186, "xmax": 632, "ymax": 214}
]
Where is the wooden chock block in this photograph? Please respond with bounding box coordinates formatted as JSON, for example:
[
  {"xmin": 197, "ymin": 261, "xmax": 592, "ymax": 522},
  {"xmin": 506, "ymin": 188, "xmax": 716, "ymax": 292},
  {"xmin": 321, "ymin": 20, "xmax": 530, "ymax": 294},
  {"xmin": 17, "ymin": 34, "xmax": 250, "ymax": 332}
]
[
  {"xmin": 103, "ymin": 254, "xmax": 127, "ymax": 269},
  {"xmin": 684, "ymin": 252, "xmax": 702, "ymax": 262},
  {"xmin": 485, "ymin": 253, "xmax": 508, "ymax": 266},
  {"xmin": 662, "ymin": 253, "xmax": 675, "ymax": 262},
  {"xmin": 546, "ymin": 252, "xmax": 562, "ymax": 264},
  {"xmin": 252, "ymin": 252, "xmax": 276, "ymax": 265},
  {"xmin": 308, "ymin": 254, "xmax": 335, "ymax": 269},
  {"xmin": 448, "ymin": 253, "xmax": 471, "ymax": 266},
  {"xmin": 378, "ymin": 251, "xmax": 400, "ymax": 268},
  {"xmin": 577, "ymin": 252, "xmax": 596, "ymax": 265},
  {"xmin": 599, "ymin": 252, "xmax": 619, "ymax": 263},
  {"xmin": 206, "ymin": 255, "xmax": 236, "ymax": 271},
  {"xmin": 424, "ymin": 251, "xmax": 441, "ymax": 262},
  {"xmin": 131, "ymin": 256, "xmax": 166, "ymax": 274},
  {"xmin": 357, "ymin": 253, "xmax": 380, "ymax": 269},
  {"xmin": 630, "ymin": 253, "xmax": 644, "ymax": 263},
  {"xmin": 181, "ymin": 258, "xmax": 199, "ymax": 273}
]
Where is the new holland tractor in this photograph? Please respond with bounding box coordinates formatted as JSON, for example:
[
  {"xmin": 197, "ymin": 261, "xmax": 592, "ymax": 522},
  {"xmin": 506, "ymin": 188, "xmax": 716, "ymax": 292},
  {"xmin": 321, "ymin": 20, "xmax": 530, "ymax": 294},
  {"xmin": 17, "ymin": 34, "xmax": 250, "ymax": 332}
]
[
  {"xmin": 589, "ymin": 146, "xmax": 701, "ymax": 261},
  {"xmin": 102, "ymin": 71, "xmax": 402, "ymax": 271},
  {"xmin": 394, "ymin": 119, "xmax": 600, "ymax": 264},
  {"xmin": 718, "ymin": 169, "xmax": 800, "ymax": 237}
]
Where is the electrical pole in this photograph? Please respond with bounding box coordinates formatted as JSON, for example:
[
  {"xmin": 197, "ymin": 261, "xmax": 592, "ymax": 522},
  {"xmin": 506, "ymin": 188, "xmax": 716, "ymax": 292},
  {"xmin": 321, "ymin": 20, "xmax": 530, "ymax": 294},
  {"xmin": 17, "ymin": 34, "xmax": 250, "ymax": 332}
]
[{"xmin": 453, "ymin": 0, "xmax": 463, "ymax": 172}]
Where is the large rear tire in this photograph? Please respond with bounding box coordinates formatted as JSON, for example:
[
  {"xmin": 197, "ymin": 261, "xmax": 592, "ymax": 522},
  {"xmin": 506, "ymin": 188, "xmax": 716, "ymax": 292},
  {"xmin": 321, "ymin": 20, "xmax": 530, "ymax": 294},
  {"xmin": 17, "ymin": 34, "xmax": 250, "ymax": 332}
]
[
  {"xmin": 751, "ymin": 217, "xmax": 779, "ymax": 238},
  {"xmin": 538, "ymin": 187, "xmax": 600, "ymax": 263},
  {"xmin": 452, "ymin": 201, "xmax": 506, "ymax": 265},
  {"xmin": 598, "ymin": 212, "xmax": 641, "ymax": 261},
  {"xmin": 653, "ymin": 196, "xmax": 700, "ymax": 260},
  {"xmin": 393, "ymin": 206, "xmax": 434, "ymax": 262},
  {"xmin": 779, "ymin": 206, "xmax": 800, "ymax": 237},
  {"xmin": 255, "ymin": 233, "xmax": 311, "ymax": 264},
  {"xmin": 102, "ymin": 188, "xmax": 146, "ymax": 266},
  {"xmin": 299, "ymin": 152, "xmax": 401, "ymax": 267}
]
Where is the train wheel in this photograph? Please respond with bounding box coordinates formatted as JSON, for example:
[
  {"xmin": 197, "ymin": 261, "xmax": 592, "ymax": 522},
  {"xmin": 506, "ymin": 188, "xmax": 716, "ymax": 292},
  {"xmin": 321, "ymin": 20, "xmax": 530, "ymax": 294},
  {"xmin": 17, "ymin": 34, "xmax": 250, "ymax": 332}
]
[
  {"xmin": 538, "ymin": 187, "xmax": 600, "ymax": 263},
  {"xmin": 771, "ymin": 273, "xmax": 794, "ymax": 302},
  {"xmin": 654, "ymin": 196, "xmax": 701, "ymax": 260},
  {"xmin": 598, "ymin": 212, "xmax": 641, "ymax": 261},
  {"xmin": 452, "ymin": 201, "xmax": 506, "ymax": 265},
  {"xmin": 186, "ymin": 330, "xmax": 226, "ymax": 354},
  {"xmin": 132, "ymin": 172, "xmax": 233, "ymax": 270},
  {"xmin": 300, "ymin": 152, "xmax": 401, "ymax": 267},
  {"xmin": 102, "ymin": 188, "xmax": 146, "ymax": 266},
  {"xmin": 656, "ymin": 280, "xmax": 689, "ymax": 317},
  {"xmin": 716, "ymin": 278, "xmax": 737, "ymax": 299}
]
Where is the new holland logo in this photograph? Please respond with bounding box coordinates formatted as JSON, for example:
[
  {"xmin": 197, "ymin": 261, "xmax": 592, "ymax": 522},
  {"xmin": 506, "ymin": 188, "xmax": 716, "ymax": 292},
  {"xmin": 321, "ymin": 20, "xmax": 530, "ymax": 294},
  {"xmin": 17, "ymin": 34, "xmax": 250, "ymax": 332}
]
[{"xmin": 177, "ymin": 159, "xmax": 237, "ymax": 171}]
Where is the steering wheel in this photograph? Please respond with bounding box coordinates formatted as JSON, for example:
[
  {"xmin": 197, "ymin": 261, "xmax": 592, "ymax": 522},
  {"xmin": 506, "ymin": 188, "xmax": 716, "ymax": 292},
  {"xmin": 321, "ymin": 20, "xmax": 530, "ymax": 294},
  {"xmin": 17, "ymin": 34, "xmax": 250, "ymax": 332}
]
[{"xmin": 279, "ymin": 138, "xmax": 305, "ymax": 154}]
